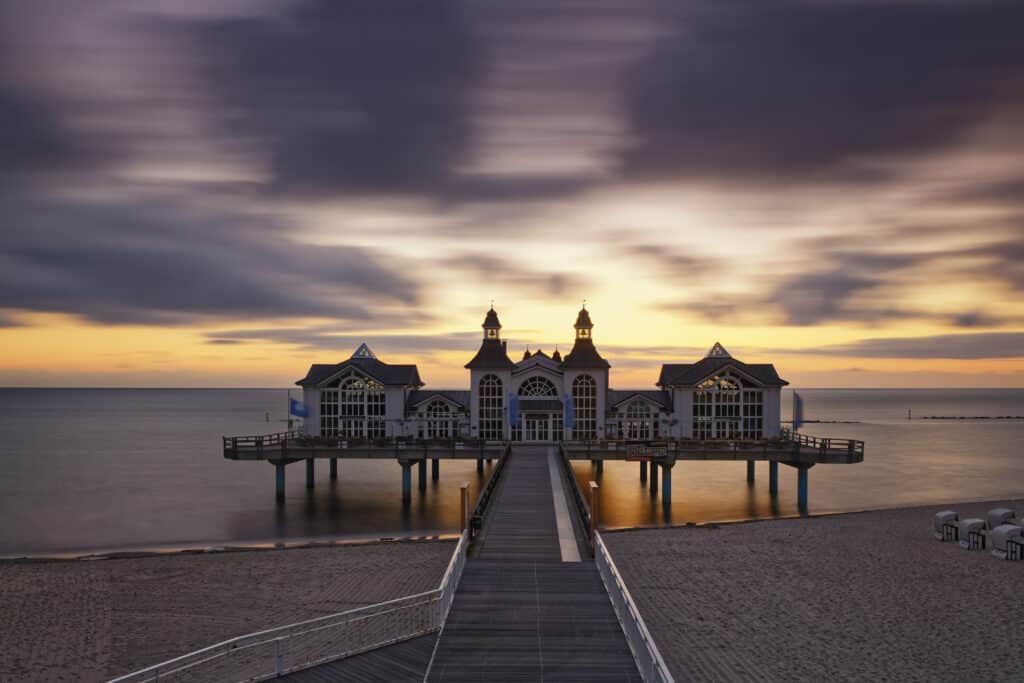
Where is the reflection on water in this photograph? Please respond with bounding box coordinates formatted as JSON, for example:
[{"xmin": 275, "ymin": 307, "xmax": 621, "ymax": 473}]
[
  {"xmin": 574, "ymin": 418, "xmax": 1024, "ymax": 528},
  {"xmin": 0, "ymin": 388, "xmax": 1021, "ymax": 554}
]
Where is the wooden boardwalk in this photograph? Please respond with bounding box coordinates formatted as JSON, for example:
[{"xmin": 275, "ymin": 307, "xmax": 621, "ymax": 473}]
[{"xmin": 426, "ymin": 446, "xmax": 640, "ymax": 682}]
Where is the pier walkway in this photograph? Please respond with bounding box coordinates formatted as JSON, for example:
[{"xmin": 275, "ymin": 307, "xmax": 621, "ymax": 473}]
[{"xmin": 425, "ymin": 445, "xmax": 640, "ymax": 682}]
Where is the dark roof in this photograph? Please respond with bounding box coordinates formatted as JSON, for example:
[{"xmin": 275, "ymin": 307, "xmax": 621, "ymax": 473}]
[
  {"xmin": 574, "ymin": 307, "xmax": 593, "ymax": 329},
  {"xmin": 406, "ymin": 390, "xmax": 470, "ymax": 411},
  {"xmin": 296, "ymin": 357, "xmax": 423, "ymax": 387},
  {"xmin": 465, "ymin": 339, "xmax": 515, "ymax": 370},
  {"xmin": 562, "ymin": 337, "xmax": 610, "ymax": 369},
  {"xmin": 607, "ymin": 390, "xmax": 673, "ymax": 410},
  {"xmin": 657, "ymin": 357, "xmax": 788, "ymax": 387},
  {"xmin": 552, "ymin": 349, "xmax": 562, "ymax": 362},
  {"xmin": 482, "ymin": 307, "xmax": 501, "ymax": 329}
]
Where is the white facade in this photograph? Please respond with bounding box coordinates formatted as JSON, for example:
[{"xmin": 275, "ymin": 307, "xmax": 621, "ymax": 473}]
[{"xmin": 296, "ymin": 309, "xmax": 787, "ymax": 442}]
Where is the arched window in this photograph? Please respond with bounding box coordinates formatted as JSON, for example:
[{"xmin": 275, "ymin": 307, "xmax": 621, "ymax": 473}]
[
  {"xmin": 321, "ymin": 372, "xmax": 384, "ymax": 439},
  {"xmin": 624, "ymin": 399, "xmax": 653, "ymax": 440},
  {"xmin": 572, "ymin": 374, "xmax": 597, "ymax": 440},
  {"xmin": 693, "ymin": 371, "xmax": 762, "ymax": 439},
  {"xmin": 479, "ymin": 375, "xmax": 504, "ymax": 441},
  {"xmin": 518, "ymin": 376, "xmax": 558, "ymax": 397},
  {"xmin": 420, "ymin": 399, "xmax": 452, "ymax": 439}
]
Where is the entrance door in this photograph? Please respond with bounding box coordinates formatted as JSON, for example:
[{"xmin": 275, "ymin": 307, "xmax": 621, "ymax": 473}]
[{"xmin": 525, "ymin": 414, "xmax": 550, "ymax": 442}]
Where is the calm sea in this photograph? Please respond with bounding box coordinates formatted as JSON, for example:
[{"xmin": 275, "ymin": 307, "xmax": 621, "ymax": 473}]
[{"xmin": 0, "ymin": 388, "xmax": 1021, "ymax": 555}]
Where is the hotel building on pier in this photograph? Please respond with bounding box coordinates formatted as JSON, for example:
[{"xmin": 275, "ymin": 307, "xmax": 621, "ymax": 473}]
[{"xmin": 296, "ymin": 307, "xmax": 787, "ymax": 443}]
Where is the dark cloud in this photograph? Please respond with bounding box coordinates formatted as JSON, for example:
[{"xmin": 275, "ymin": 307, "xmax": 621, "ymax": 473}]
[
  {"xmin": 621, "ymin": 0, "xmax": 1024, "ymax": 183},
  {"xmin": 0, "ymin": 85, "xmax": 89, "ymax": 181},
  {"xmin": 814, "ymin": 332, "xmax": 1024, "ymax": 360},
  {"xmin": 199, "ymin": 1, "xmax": 484, "ymax": 199},
  {"xmin": 0, "ymin": 196, "xmax": 421, "ymax": 325},
  {"xmin": 623, "ymin": 245, "xmax": 718, "ymax": 279},
  {"xmin": 205, "ymin": 328, "xmax": 479, "ymax": 356},
  {"xmin": 435, "ymin": 254, "xmax": 586, "ymax": 297}
]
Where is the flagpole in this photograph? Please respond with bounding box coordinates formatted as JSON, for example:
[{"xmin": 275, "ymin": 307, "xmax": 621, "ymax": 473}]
[{"xmin": 287, "ymin": 389, "xmax": 293, "ymax": 431}]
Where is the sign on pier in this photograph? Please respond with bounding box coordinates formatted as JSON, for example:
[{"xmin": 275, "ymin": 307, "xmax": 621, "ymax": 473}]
[{"xmin": 624, "ymin": 443, "xmax": 668, "ymax": 462}]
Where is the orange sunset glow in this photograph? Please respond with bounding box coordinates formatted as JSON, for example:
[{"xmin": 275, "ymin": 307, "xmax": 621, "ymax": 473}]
[{"xmin": 1, "ymin": 1, "xmax": 1022, "ymax": 389}]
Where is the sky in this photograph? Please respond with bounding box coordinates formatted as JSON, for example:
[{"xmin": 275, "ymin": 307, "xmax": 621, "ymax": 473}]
[{"xmin": 1, "ymin": 0, "xmax": 1022, "ymax": 389}]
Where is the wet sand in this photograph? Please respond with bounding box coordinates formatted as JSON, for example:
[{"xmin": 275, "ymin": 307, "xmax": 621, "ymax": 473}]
[
  {"xmin": 0, "ymin": 539, "xmax": 454, "ymax": 682},
  {"xmin": 604, "ymin": 499, "xmax": 1024, "ymax": 682}
]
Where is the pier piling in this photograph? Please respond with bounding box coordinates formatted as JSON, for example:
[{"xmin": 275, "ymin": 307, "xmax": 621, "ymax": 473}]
[
  {"xmin": 305, "ymin": 459, "xmax": 314, "ymax": 489},
  {"xmin": 649, "ymin": 460, "xmax": 659, "ymax": 495},
  {"xmin": 432, "ymin": 458, "xmax": 439, "ymax": 481},
  {"xmin": 797, "ymin": 464, "xmax": 809, "ymax": 510},
  {"xmin": 329, "ymin": 457, "xmax": 338, "ymax": 481},
  {"xmin": 640, "ymin": 460, "xmax": 647, "ymax": 483},
  {"xmin": 746, "ymin": 459, "xmax": 755, "ymax": 484},
  {"xmin": 593, "ymin": 459, "xmax": 604, "ymax": 475},
  {"xmin": 275, "ymin": 464, "xmax": 285, "ymax": 503},
  {"xmin": 418, "ymin": 458, "xmax": 427, "ymax": 491},
  {"xmin": 400, "ymin": 461, "xmax": 412, "ymax": 504},
  {"xmin": 476, "ymin": 458, "xmax": 484, "ymax": 474},
  {"xmin": 661, "ymin": 462, "xmax": 673, "ymax": 503},
  {"xmin": 769, "ymin": 461, "xmax": 778, "ymax": 496}
]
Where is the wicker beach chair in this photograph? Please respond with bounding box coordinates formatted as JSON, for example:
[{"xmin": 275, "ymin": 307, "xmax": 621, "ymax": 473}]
[
  {"xmin": 986, "ymin": 508, "xmax": 1016, "ymax": 530},
  {"xmin": 990, "ymin": 524, "xmax": 1024, "ymax": 560},
  {"xmin": 933, "ymin": 510, "xmax": 958, "ymax": 541},
  {"xmin": 958, "ymin": 518, "xmax": 986, "ymax": 550}
]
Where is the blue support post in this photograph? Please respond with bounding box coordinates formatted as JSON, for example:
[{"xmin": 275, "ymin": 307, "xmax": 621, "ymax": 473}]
[
  {"xmin": 640, "ymin": 460, "xmax": 647, "ymax": 483},
  {"xmin": 769, "ymin": 461, "xmax": 778, "ymax": 496},
  {"xmin": 306, "ymin": 458, "xmax": 314, "ymax": 489},
  {"xmin": 661, "ymin": 463, "xmax": 673, "ymax": 503},
  {"xmin": 432, "ymin": 458, "xmax": 439, "ymax": 481},
  {"xmin": 275, "ymin": 464, "xmax": 285, "ymax": 503},
  {"xmin": 401, "ymin": 462, "xmax": 412, "ymax": 504},
  {"xmin": 330, "ymin": 457, "xmax": 338, "ymax": 481},
  {"xmin": 746, "ymin": 459, "xmax": 755, "ymax": 484},
  {"xmin": 418, "ymin": 458, "xmax": 427, "ymax": 491},
  {"xmin": 798, "ymin": 464, "xmax": 809, "ymax": 510}
]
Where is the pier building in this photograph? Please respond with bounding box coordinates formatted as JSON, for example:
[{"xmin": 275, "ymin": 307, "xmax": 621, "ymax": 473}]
[{"xmin": 295, "ymin": 306, "xmax": 787, "ymax": 443}]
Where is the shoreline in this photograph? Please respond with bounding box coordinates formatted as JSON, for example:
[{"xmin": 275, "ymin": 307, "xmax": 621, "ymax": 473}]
[
  {"xmin": 8, "ymin": 493, "xmax": 1023, "ymax": 562},
  {"xmin": 600, "ymin": 493, "xmax": 1024, "ymax": 534},
  {"xmin": 0, "ymin": 529, "xmax": 460, "ymax": 563}
]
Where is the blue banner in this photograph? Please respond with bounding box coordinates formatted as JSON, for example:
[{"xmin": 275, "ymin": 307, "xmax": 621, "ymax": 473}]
[
  {"xmin": 792, "ymin": 392, "xmax": 804, "ymax": 431},
  {"xmin": 507, "ymin": 393, "xmax": 519, "ymax": 426},
  {"xmin": 289, "ymin": 397, "xmax": 310, "ymax": 418},
  {"xmin": 563, "ymin": 394, "xmax": 574, "ymax": 428}
]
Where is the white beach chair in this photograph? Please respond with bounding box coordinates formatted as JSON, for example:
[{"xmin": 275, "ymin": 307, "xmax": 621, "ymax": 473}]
[
  {"xmin": 933, "ymin": 510, "xmax": 958, "ymax": 541},
  {"xmin": 990, "ymin": 524, "xmax": 1024, "ymax": 560},
  {"xmin": 958, "ymin": 518, "xmax": 986, "ymax": 550},
  {"xmin": 986, "ymin": 508, "xmax": 1015, "ymax": 530}
]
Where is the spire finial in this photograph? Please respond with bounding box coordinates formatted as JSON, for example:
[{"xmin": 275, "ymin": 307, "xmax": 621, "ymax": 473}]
[{"xmin": 490, "ymin": 299, "xmax": 494, "ymax": 311}]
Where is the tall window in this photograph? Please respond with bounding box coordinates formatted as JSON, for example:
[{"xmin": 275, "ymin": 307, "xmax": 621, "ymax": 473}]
[
  {"xmin": 320, "ymin": 390, "xmax": 339, "ymax": 437},
  {"xmin": 331, "ymin": 373, "xmax": 385, "ymax": 439},
  {"xmin": 572, "ymin": 374, "xmax": 597, "ymax": 440},
  {"xmin": 692, "ymin": 372, "xmax": 762, "ymax": 440},
  {"xmin": 479, "ymin": 375, "xmax": 504, "ymax": 441},
  {"xmin": 419, "ymin": 400, "xmax": 452, "ymax": 439},
  {"xmin": 518, "ymin": 376, "xmax": 558, "ymax": 396},
  {"xmin": 624, "ymin": 400, "xmax": 654, "ymax": 440}
]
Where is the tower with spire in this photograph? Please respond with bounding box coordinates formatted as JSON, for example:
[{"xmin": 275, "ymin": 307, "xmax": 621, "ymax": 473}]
[{"xmin": 465, "ymin": 305, "xmax": 514, "ymax": 441}]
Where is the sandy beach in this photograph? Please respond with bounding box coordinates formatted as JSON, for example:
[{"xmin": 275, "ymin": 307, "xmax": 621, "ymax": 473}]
[
  {"xmin": 0, "ymin": 539, "xmax": 454, "ymax": 683},
  {"xmin": 604, "ymin": 499, "xmax": 1024, "ymax": 682}
]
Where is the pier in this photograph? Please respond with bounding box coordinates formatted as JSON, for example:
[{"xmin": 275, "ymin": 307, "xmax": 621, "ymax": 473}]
[{"xmin": 223, "ymin": 428, "xmax": 862, "ymax": 511}]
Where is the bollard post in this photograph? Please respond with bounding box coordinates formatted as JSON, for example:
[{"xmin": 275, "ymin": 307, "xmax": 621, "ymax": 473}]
[
  {"xmin": 460, "ymin": 482, "xmax": 469, "ymax": 532},
  {"xmin": 589, "ymin": 481, "xmax": 600, "ymax": 548}
]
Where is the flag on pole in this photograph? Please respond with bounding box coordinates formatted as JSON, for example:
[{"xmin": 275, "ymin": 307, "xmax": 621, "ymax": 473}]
[
  {"xmin": 507, "ymin": 393, "xmax": 519, "ymax": 426},
  {"xmin": 563, "ymin": 394, "xmax": 574, "ymax": 429},
  {"xmin": 792, "ymin": 392, "xmax": 804, "ymax": 431},
  {"xmin": 289, "ymin": 398, "xmax": 310, "ymax": 418}
]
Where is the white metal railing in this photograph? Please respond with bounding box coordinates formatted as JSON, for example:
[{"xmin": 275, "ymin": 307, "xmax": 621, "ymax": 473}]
[
  {"xmin": 594, "ymin": 532, "xmax": 675, "ymax": 683},
  {"xmin": 109, "ymin": 532, "xmax": 469, "ymax": 683}
]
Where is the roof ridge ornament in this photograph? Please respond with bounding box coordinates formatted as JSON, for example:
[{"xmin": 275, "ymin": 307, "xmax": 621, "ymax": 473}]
[
  {"xmin": 707, "ymin": 341, "xmax": 731, "ymax": 358},
  {"xmin": 352, "ymin": 342, "xmax": 377, "ymax": 359}
]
